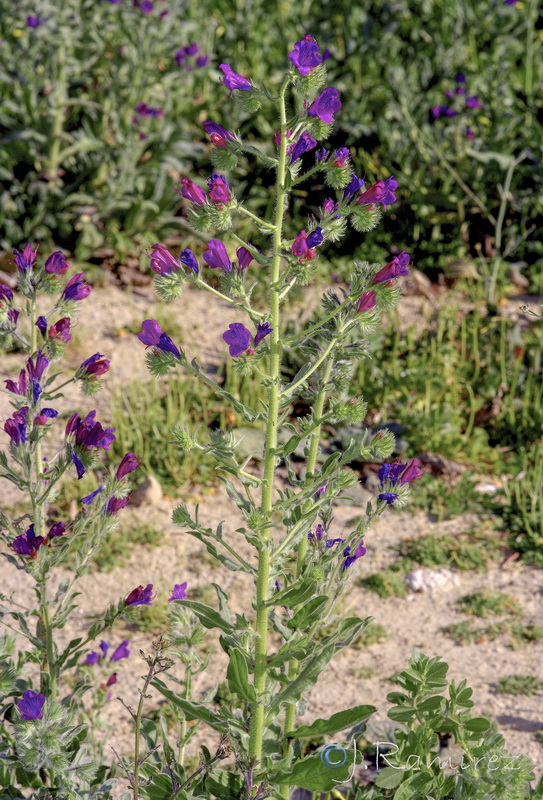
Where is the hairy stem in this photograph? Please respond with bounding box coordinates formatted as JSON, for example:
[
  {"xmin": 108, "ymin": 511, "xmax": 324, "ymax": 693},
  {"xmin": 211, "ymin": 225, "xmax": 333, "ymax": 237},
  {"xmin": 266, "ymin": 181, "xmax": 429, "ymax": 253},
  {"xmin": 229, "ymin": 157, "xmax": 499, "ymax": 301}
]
[
  {"xmin": 248, "ymin": 76, "xmax": 290, "ymax": 765},
  {"xmin": 280, "ymin": 357, "xmax": 334, "ymax": 780}
]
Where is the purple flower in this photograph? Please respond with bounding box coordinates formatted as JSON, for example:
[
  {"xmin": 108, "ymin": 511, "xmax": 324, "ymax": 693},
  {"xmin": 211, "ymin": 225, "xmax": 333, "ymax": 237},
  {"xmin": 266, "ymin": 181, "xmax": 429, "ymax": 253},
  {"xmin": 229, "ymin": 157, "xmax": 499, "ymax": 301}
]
[
  {"xmin": 223, "ymin": 323, "xmax": 251, "ymax": 357},
  {"xmin": 71, "ymin": 449, "xmax": 86, "ymax": 480},
  {"xmin": 18, "ymin": 690, "xmax": 46, "ymax": 720},
  {"xmin": 203, "ymin": 240, "xmax": 231, "ymax": 272},
  {"xmin": 79, "ymin": 353, "xmax": 110, "ymax": 378},
  {"xmin": 254, "ymin": 321, "xmax": 273, "ymax": 347},
  {"xmin": 12, "ymin": 524, "xmax": 44, "ymax": 557},
  {"xmin": 372, "ymin": 251, "xmax": 411, "ymax": 285},
  {"xmin": 236, "ymin": 246, "xmax": 254, "ymax": 270},
  {"xmin": 110, "ymin": 639, "xmax": 130, "ymax": 661},
  {"xmin": 315, "ymin": 482, "xmax": 329, "ymax": 498},
  {"xmin": 35, "ymin": 316, "xmax": 47, "ymax": 335},
  {"xmin": 125, "ymin": 584, "xmax": 153, "ymax": 606},
  {"xmin": 44, "ymin": 251, "xmax": 70, "ymax": 274},
  {"xmin": 343, "ymin": 174, "xmax": 365, "ymax": 200},
  {"xmin": 196, "ymin": 55, "xmax": 209, "ymax": 67},
  {"xmin": 466, "ymin": 126, "xmax": 475, "ymax": 139},
  {"xmin": 149, "ymin": 244, "xmax": 179, "ymax": 275},
  {"xmin": 326, "ymin": 538, "xmax": 345, "ymax": 548},
  {"xmin": 179, "ymin": 249, "xmax": 199, "ymax": 274},
  {"xmin": 106, "ymin": 672, "xmax": 117, "ymax": 686},
  {"xmin": 5, "ymin": 370, "xmax": 28, "ymax": 396},
  {"xmin": 306, "ymin": 227, "xmax": 324, "ymax": 248},
  {"xmin": 315, "ymin": 148, "xmax": 327, "ymax": 161},
  {"xmin": 202, "ymin": 121, "xmax": 236, "ymax": 147},
  {"xmin": 81, "ymin": 486, "xmax": 105, "ymax": 504},
  {"xmin": 168, "ymin": 582, "xmax": 187, "ymax": 602},
  {"xmin": 140, "ymin": 0, "xmax": 153, "ymax": 12},
  {"xmin": 0, "ymin": 284, "xmax": 13, "ymax": 305},
  {"xmin": 444, "ymin": 90, "xmax": 454, "ymax": 100},
  {"xmin": 48, "ymin": 317, "xmax": 72, "ymax": 342},
  {"xmin": 399, "ymin": 458, "xmax": 423, "ymax": 485},
  {"xmin": 66, "ymin": 410, "xmax": 116, "ymax": 450},
  {"xmin": 291, "ymin": 228, "xmax": 323, "ymax": 262},
  {"xmin": 26, "ymin": 350, "xmax": 48, "ymax": 382},
  {"xmin": 26, "ymin": 15, "xmax": 42, "ymax": 28},
  {"xmin": 357, "ymin": 291, "xmax": 377, "ymax": 312},
  {"xmin": 99, "ymin": 640, "xmax": 109, "ymax": 657},
  {"xmin": 378, "ymin": 492, "xmax": 398, "ymax": 505},
  {"xmin": 307, "ymin": 88, "xmax": 341, "ymax": 124},
  {"xmin": 47, "ymin": 521, "xmax": 65, "ymax": 539},
  {"xmin": 62, "ymin": 273, "xmax": 91, "ymax": 302},
  {"xmin": 455, "ymin": 86, "xmax": 466, "ymax": 96},
  {"xmin": 431, "ymin": 106, "xmax": 442, "ymax": 119},
  {"xmin": 34, "ymin": 408, "xmax": 58, "ymax": 426},
  {"xmin": 106, "ymin": 495, "xmax": 130, "ymax": 515},
  {"xmin": 308, "ymin": 523, "xmax": 325, "ymax": 542},
  {"xmin": 138, "ymin": 319, "xmax": 181, "ymax": 358},
  {"xmin": 333, "ymin": 147, "xmax": 350, "ymax": 167},
  {"xmin": 207, "ymin": 173, "xmax": 231, "ymax": 206},
  {"xmin": 116, "ymin": 452, "xmax": 141, "ymax": 480},
  {"xmin": 179, "ymin": 177, "xmax": 206, "ymax": 205},
  {"xmin": 219, "ymin": 64, "xmax": 253, "ymax": 96},
  {"xmin": 288, "ymin": 34, "xmax": 322, "ymax": 76},
  {"xmin": 342, "ymin": 541, "xmax": 367, "ymax": 570},
  {"xmin": 289, "ymin": 131, "xmax": 317, "ymax": 165},
  {"xmin": 13, "ymin": 244, "xmax": 38, "ymax": 272},
  {"xmin": 357, "ymin": 177, "xmax": 398, "ymax": 209},
  {"xmin": 84, "ymin": 651, "xmax": 99, "ymax": 665},
  {"xmin": 466, "ymin": 96, "xmax": 481, "ymax": 109},
  {"xmin": 456, "ymin": 73, "xmax": 465, "ymax": 83},
  {"xmin": 322, "ymin": 198, "xmax": 340, "ymax": 219},
  {"xmin": 174, "ymin": 49, "xmax": 186, "ymax": 65},
  {"xmin": 4, "ymin": 408, "xmax": 28, "ymax": 446}
]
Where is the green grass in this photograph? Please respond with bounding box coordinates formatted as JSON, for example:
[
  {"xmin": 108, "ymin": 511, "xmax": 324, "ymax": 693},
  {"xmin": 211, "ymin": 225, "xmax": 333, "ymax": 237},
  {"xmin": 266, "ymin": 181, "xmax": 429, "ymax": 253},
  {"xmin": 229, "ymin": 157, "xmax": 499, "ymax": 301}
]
[
  {"xmin": 397, "ymin": 528, "xmax": 503, "ymax": 572},
  {"xmin": 455, "ymin": 591, "xmax": 522, "ymax": 619},
  {"xmin": 359, "ymin": 563, "xmax": 411, "ymax": 599},
  {"xmin": 91, "ymin": 523, "xmax": 164, "ymax": 571},
  {"xmin": 443, "ymin": 621, "xmax": 543, "ymax": 647},
  {"xmin": 352, "ymin": 623, "xmax": 389, "ymax": 648},
  {"xmin": 496, "ymin": 675, "xmax": 543, "ymax": 697}
]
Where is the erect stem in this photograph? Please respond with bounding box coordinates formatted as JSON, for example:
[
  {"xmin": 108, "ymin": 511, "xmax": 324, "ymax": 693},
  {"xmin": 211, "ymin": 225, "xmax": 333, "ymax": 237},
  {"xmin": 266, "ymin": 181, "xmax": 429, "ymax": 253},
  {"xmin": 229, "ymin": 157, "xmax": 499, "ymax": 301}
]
[
  {"xmin": 248, "ymin": 76, "xmax": 290, "ymax": 766},
  {"xmin": 133, "ymin": 661, "xmax": 156, "ymax": 800},
  {"xmin": 30, "ymin": 302, "xmax": 57, "ymax": 699},
  {"xmin": 280, "ymin": 357, "xmax": 334, "ymax": 785}
]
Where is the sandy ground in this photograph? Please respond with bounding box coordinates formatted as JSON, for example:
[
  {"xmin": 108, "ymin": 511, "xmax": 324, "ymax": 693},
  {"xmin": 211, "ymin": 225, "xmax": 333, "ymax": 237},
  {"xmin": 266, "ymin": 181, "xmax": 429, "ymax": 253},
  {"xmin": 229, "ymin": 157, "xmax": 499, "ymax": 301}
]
[{"xmin": 1, "ymin": 281, "xmax": 542, "ymax": 788}]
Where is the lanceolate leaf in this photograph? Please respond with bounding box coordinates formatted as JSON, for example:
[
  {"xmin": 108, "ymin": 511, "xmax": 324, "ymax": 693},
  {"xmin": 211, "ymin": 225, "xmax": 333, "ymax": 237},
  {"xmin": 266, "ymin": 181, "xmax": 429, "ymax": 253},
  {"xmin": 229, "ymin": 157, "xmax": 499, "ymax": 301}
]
[
  {"xmin": 272, "ymin": 747, "xmax": 359, "ymax": 791},
  {"xmin": 286, "ymin": 704, "xmax": 376, "ymax": 739},
  {"xmin": 226, "ymin": 648, "xmax": 256, "ymax": 702}
]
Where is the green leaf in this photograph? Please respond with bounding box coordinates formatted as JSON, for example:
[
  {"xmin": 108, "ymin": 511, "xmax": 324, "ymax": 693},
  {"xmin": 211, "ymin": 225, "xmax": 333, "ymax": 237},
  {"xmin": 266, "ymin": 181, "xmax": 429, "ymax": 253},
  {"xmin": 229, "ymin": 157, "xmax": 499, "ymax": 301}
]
[
  {"xmin": 393, "ymin": 772, "xmax": 433, "ymax": 800},
  {"xmin": 375, "ymin": 766, "xmax": 404, "ymax": 789},
  {"xmin": 151, "ymin": 678, "xmax": 227, "ymax": 732},
  {"xmin": 286, "ymin": 704, "xmax": 376, "ymax": 738},
  {"xmin": 180, "ymin": 601, "xmax": 234, "ymax": 634},
  {"xmin": 287, "ymin": 596, "xmax": 328, "ymax": 630},
  {"xmin": 139, "ymin": 772, "xmax": 173, "ymax": 800},
  {"xmin": 268, "ymin": 644, "xmax": 335, "ymax": 717},
  {"xmin": 272, "ymin": 747, "xmax": 358, "ymax": 791},
  {"xmin": 227, "ymin": 648, "xmax": 256, "ymax": 702},
  {"xmin": 463, "ymin": 717, "xmax": 490, "ymax": 732},
  {"xmin": 266, "ymin": 578, "xmax": 318, "ymax": 608}
]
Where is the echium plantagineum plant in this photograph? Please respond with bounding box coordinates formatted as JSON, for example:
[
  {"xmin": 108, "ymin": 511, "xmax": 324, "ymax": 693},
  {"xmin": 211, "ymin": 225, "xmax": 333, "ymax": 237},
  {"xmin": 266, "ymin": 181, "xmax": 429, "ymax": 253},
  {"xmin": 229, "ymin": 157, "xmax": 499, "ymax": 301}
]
[
  {"xmin": 0, "ymin": 249, "xmax": 156, "ymax": 797},
  {"xmin": 134, "ymin": 34, "xmax": 416, "ymax": 792}
]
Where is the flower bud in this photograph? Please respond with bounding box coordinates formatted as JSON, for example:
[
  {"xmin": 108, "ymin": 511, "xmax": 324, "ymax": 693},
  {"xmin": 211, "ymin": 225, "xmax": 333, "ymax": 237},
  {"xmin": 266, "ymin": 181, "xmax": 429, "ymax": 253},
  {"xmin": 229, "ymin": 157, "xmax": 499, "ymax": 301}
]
[{"xmin": 371, "ymin": 428, "xmax": 396, "ymax": 459}]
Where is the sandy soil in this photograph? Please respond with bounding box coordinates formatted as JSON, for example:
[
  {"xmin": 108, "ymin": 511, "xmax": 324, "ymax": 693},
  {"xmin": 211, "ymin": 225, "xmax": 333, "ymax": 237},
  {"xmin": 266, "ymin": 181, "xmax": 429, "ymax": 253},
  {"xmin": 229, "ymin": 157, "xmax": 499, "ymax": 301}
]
[{"xmin": 1, "ymin": 281, "xmax": 542, "ymax": 787}]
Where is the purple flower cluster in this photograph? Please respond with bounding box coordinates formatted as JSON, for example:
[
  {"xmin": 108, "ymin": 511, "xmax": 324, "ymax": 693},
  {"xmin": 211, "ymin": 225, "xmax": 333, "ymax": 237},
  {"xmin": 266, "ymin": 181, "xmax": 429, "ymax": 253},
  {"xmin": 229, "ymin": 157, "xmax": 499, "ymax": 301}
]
[
  {"xmin": 291, "ymin": 227, "xmax": 324, "ymax": 262},
  {"xmin": 78, "ymin": 353, "xmax": 111, "ymax": 382},
  {"xmin": 289, "ymin": 131, "xmax": 317, "ymax": 165},
  {"xmin": 222, "ymin": 321, "xmax": 272, "ymax": 357},
  {"xmin": 288, "ymin": 34, "xmax": 323, "ymax": 76},
  {"xmin": 342, "ymin": 541, "xmax": 367, "ymax": 570},
  {"xmin": 203, "ymin": 240, "xmax": 254, "ymax": 273},
  {"xmin": 84, "ymin": 638, "xmax": 130, "ymax": 666},
  {"xmin": 178, "ymin": 174, "xmax": 232, "ymax": 209},
  {"xmin": 308, "ymin": 524, "xmax": 344, "ymax": 549},
  {"xmin": 12, "ymin": 521, "xmax": 66, "ymax": 558},
  {"xmin": 377, "ymin": 458, "xmax": 422, "ymax": 504},
  {"xmin": 357, "ymin": 177, "xmax": 398, "ymax": 210},
  {"xmin": 431, "ymin": 74, "xmax": 482, "ymax": 138},
  {"xmin": 65, "ymin": 410, "xmax": 116, "ymax": 478},
  {"xmin": 175, "ymin": 43, "xmax": 209, "ymax": 70}
]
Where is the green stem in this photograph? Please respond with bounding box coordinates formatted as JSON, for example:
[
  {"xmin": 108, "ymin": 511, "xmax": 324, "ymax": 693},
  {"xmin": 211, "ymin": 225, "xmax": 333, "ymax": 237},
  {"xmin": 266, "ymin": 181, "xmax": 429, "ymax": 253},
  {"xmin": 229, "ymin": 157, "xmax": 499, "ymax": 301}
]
[
  {"xmin": 488, "ymin": 156, "xmax": 517, "ymax": 304},
  {"xmin": 133, "ymin": 666, "xmax": 154, "ymax": 800},
  {"xmin": 248, "ymin": 76, "xmax": 290, "ymax": 766},
  {"xmin": 280, "ymin": 331, "xmax": 348, "ymax": 400},
  {"xmin": 47, "ymin": 38, "xmax": 66, "ymax": 184},
  {"xmin": 179, "ymin": 667, "xmax": 192, "ymax": 768},
  {"xmin": 281, "ymin": 357, "xmax": 334, "ymax": 781},
  {"xmin": 237, "ymin": 205, "xmax": 276, "ymax": 231},
  {"xmin": 194, "ymin": 277, "xmax": 264, "ymax": 318},
  {"xmin": 282, "ymin": 302, "xmax": 349, "ymax": 345}
]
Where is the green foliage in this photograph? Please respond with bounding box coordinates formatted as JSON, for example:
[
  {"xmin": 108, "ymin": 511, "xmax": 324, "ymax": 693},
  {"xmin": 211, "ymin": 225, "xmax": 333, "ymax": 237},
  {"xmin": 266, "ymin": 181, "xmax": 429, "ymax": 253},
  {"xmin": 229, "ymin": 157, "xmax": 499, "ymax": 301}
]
[
  {"xmin": 496, "ymin": 674, "xmax": 543, "ymax": 697},
  {"xmin": 456, "ymin": 591, "xmax": 522, "ymax": 619},
  {"xmin": 397, "ymin": 529, "xmax": 502, "ymax": 571}
]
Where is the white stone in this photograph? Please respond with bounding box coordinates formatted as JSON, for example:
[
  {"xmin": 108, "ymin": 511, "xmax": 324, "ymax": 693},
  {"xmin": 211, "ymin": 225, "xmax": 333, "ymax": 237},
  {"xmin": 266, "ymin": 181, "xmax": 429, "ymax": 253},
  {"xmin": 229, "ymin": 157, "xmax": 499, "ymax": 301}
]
[{"xmin": 405, "ymin": 567, "xmax": 461, "ymax": 593}]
